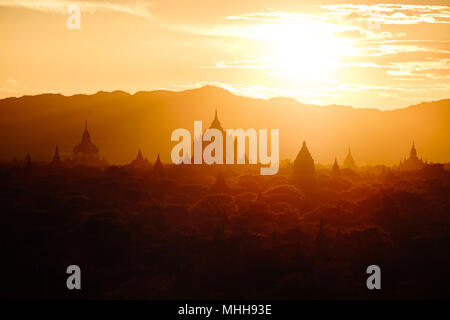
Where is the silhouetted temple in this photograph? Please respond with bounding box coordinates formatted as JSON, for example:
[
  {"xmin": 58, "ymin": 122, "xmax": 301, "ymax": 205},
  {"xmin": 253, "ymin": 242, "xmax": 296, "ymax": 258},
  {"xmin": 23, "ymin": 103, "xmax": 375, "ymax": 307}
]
[
  {"xmin": 332, "ymin": 157, "xmax": 340, "ymax": 175},
  {"xmin": 210, "ymin": 109, "xmax": 224, "ymax": 133},
  {"xmin": 206, "ymin": 110, "xmax": 228, "ymax": 163},
  {"xmin": 343, "ymin": 148, "xmax": 357, "ymax": 170},
  {"xmin": 398, "ymin": 142, "xmax": 425, "ymax": 171},
  {"xmin": 211, "ymin": 170, "xmax": 229, "ymax": 193},
  {"xmin": 293, "ymin": 141, "xmax": 315, "ymax": 187},
  {"xmin": 196, "ymin": 109, "xmax": 242, "ymax": 164},
  {"xmin": 72, "ymin": 121, "xmax": 107, "ymax": 167},
  {"xmin": 130, "ymin": 149, "xmax": 151, "ymax": 169},
  {"xmin": 51, "ymin": 146, "xmax": 61, "ymax": 166},
  {"xmin": 153, "ymin": 153, "xmax": 163, "ymax": 175},
  {"xmin": 73, "ymin": 121, "xmax": 99, "ymax": 163}
]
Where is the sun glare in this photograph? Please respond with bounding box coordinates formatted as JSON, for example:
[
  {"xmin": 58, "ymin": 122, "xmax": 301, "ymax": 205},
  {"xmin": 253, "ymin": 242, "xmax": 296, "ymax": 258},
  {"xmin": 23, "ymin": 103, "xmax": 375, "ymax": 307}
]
[{"xmin": 248, "ymin": 20, "xmax": 357, "ymax": 84}]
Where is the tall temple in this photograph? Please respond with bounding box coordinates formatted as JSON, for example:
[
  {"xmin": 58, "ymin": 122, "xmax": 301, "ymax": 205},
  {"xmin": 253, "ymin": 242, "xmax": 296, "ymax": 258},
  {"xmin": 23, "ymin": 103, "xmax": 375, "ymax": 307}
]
[
  {"xmin": 293, "ymin": 141, "xmax": 315, "ymax": 187},
  {"xmin": 211, "ymin": 170, "xmax": 229, "ymax": 193},
  {"xmin": 210, "ymin": 109, "xmax": 224, "ymax": 133},
  {"xmin": 129, "ymin": 149, "xmax": 151, "ymax": 169},
  {"xmin": 196, "ymin": 109, "xmax": 242, "ymax": 164},
  {"xmin": 72, "ymin": 121, "xmax": 106, "ymax": 167},
  {"xmin": 206, "ymin": 109, "xmax": 228, "ymax": 163},
  {"xmin": 332, "ymin": 157, "xmax": 340, "ymax": 175},
  {"xmin": 398, "ymin": 142, "xmax": 425, "ymax": 171},
  {"xmin": 343, "ymin": 147, "xmax": 357, "ymax": 170},
  {"xmin": 153, "ymin": 153, "xmax": 163, "ymax": 176},
  {"xmin": 51, "ymin": 146, "xmax": 61, "ymax": 166}
]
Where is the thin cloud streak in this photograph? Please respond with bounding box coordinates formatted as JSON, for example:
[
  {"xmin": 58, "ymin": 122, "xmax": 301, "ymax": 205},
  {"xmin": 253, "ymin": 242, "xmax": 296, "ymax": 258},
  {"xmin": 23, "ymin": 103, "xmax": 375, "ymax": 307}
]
[{"xmin": 0, "ymin": 0, "xmax": 154, "ymax": 18}]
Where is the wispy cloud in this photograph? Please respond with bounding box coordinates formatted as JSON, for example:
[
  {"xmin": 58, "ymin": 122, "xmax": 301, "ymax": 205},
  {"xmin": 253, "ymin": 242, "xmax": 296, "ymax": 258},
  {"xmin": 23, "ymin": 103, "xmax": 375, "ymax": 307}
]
[
  {"xmin": 387, "ymin": 58, "xmax": 450, "ymax": 78},
  {"xmin": 194, "ymin": 58, "xmax": 268, "ymax": 70},
  {"xmin": 321, "ymin": 4, "xmax": 450, "ymax": 25},
  {"xmin": 0, "ymin": 0, "xmax": 153, "ymax": 18}
]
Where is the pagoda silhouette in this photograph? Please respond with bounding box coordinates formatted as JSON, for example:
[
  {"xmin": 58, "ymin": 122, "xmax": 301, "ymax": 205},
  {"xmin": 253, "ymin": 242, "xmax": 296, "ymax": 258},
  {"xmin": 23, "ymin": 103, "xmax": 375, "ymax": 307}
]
[
  {"xmin": 72, "ymin": 121, "xmax": 107, "ymax": 167},
  {"xmin": 332, "ymin": 157, "xmax": 340, "ymax": 175},
  {"xmin": 211, "ymin": 170, "xmax": 229, "ymax": 193},
  {"xmin": 293, "ymin": 141, "xmax": 315, "ymax": 188},
  {"xmin": 343, "ymin": 147, "xmax": 357, "ymax": 170},
  {"xmin": 398, "ymin": 142, "xmax": 425, "ymax": 171},
  {"xmin": 129, "ymin": 149, "xmax": 151, "ymax": 169},
  {"xmin": 51, "ymin": 146, "xmax": 62, "ymax": 166},
  {"xmin": 206, "ymin": 109, "xmax": 228, "ymax": 163},
  {"xmin": 193, "ymin": 109, "xmax": 243, "ymax": 165},
  {"xmin": 153, "ymin": 153, "xmax": 164, "ymax": 176}
]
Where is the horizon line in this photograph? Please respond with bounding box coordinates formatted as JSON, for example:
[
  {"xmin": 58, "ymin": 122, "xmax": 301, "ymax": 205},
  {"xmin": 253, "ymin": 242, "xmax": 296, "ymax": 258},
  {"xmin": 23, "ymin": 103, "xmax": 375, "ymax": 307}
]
[{"xmin": 1, "ymin": 85, "xmax": 449, "ymax": 112}]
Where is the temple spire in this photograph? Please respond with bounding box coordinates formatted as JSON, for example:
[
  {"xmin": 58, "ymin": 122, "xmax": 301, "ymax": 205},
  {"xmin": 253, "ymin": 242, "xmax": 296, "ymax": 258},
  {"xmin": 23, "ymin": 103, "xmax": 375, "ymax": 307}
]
[
  {"xmin": 209, "ymin": 108, "xmax": 223, "ymax": 131},
  {"xmin": 153, "ymin": 153, "xmax": 163, "ymax": 176},
  {"xmin": 52, "ymin": 145, "xmax": 61, "ymax": 165},
  {"xmin": 129, "ymin": 148, "xmax": 150, "ymax": 168},
  {"xmin": 410, "ymin": 141, "xmax": 417, "ymax": 158},
  {"xmin": 293, "ymin": 140, "xmax": 315, "ymax": 188},
  {"xmin": 332, "ymin": 157, "xmax": 339, "ymax": 174},
  {"xmin": 73, "ymin": 120, "xmax": 99, "ymax": 165},
  {"xmin": 344, "ymin": 146, "xmax": 357, "ymax": 170},
  {"xmin": 399, "ymin": 141, "xmax": 424, "ymax": 171},
  {"xmin": 137, "ymin": 149, "xmax": 143, "ymax": 161},
  {"xmin": 212, "ymin": 170, "xmax": 228, "ymax": 192}
]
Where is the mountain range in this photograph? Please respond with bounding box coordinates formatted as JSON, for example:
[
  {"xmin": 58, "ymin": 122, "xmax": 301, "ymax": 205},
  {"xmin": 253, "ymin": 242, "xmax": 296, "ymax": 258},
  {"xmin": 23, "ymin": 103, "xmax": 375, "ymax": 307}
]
[{"xmin": 0, "ymin": 86, "xmax": 448, "ymax": 165}]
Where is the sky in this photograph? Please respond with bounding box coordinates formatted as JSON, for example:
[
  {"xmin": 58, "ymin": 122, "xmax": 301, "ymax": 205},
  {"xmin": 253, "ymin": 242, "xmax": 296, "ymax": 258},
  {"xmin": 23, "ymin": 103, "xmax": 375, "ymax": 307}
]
[{"xmin": 0, "ymin": 0, "xmax": 449, "ymax": 109}]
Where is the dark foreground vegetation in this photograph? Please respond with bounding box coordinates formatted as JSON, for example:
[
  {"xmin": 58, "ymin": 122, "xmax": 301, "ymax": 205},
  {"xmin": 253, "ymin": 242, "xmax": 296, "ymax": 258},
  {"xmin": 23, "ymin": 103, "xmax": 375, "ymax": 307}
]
[{"xmin": 0, "ymin": 163, "xmax": 449, "ymax": 299}]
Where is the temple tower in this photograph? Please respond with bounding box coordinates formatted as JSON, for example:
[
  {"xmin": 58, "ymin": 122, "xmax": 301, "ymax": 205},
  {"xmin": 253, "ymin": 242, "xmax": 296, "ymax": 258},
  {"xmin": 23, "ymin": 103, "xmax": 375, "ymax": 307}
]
[
  {"xmin": 51, "ymin": 146, "xmax": 62, "ymax": 166},
  {"xmin": 398, "ymin": 142, "xmax": 425, "ymax": 171},
  {"xmin": 73, "ymin": 121, "xmax": 100, "ymax": 165},
  {"xmin": 293, "ymin": 141, "xmax": 315, "ymax": 188},
  {"xmin": 130, "ymin": 149, "xmax": 151, "ymax": 169},
  {"xmin": 153, "ymin": 153, "xmax": 163, "ymax": 176},
  {"xmin": 332, "ymin": 157, "xmax": 340, "ymax": 175},
  {"xmin": 343, "ymin": 147, "xmax": 357, "ymax": 170}
]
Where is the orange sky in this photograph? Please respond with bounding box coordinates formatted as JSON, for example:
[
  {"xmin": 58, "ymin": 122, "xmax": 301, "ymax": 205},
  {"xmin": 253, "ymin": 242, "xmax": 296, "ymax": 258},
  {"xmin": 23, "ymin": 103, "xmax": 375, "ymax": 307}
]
[{"xmin": 0, "ymin": 0, "xmax": 449, "ymax": 109}]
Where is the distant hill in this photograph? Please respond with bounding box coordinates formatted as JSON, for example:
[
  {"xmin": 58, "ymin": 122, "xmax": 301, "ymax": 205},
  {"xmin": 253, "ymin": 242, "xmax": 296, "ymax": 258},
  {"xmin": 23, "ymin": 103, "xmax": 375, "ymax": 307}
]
[{"xmin": 0, "ymin": 86, "xmax": 448, "ymax": 165}]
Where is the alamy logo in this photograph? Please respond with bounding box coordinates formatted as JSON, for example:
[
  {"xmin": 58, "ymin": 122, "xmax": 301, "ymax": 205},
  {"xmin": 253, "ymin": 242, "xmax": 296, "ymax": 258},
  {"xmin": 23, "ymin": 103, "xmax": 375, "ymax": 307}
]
[
  {"xmin": 66, "ymin": 265, "xmax": 81, "ymax": 290},
  {"xmin": 171, "ymin": 120, "xmax": 279, "ymax": 175},
  {"xmin": 366, "ymin": 8, "xmax": 382, "ymax": 31},
  {"xmin": 366, "ymin": 265, "xmax": 381, "ymax": 290},
  {"xmin": 66, "ymin": 4, "xmax": 81, "ymax": 30}
]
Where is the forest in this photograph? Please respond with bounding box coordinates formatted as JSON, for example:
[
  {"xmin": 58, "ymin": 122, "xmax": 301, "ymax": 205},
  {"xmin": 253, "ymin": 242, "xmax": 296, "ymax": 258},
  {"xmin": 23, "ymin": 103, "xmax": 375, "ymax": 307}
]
[{"xmin": 1, "ymin": 161, "xmax": 448, "ymax": 299}]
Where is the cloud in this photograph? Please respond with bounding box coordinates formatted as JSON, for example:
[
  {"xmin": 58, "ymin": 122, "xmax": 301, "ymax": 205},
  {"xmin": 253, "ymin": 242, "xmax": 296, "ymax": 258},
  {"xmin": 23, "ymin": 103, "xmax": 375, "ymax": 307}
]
[
  {"xmin": 362, "ymin": 44, "xmax": 424, "ymax": 57},
  {"xmin": 226, "ymin": 11, "xmax": 313, "ymax": 23},
  {"xmin": 321, "ymin": 4, "xmax": 450, "ymax": 25},
  {"xmin": 194, "ymin": 59, "xmax": 266, "ymax": 69},
  {"xmin": 6, "ymin": 78, "xmax": 19, "ymax": 87},
  {"xmin": 0, "ymin": 0, "xmax": 153, "ymax": 18},
  {"xmin": 0, "ymin": 78, "xmax": 37, "ymax": 98},
  {"xmin": 387, "ymin": 58, "xmax": 450, "ymax": 78},
  {"xmin": 224, "ymin": 8, "xmax": 445, "ymax": 26}
]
